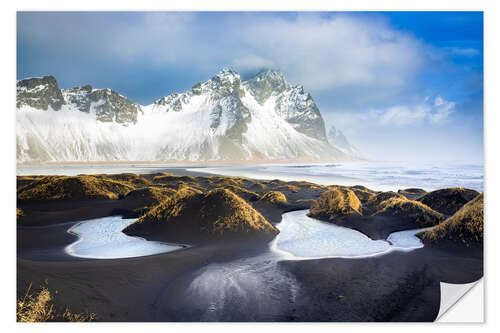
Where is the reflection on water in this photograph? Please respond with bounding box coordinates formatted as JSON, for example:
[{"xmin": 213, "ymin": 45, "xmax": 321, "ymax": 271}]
[{"xmin": 65, "ymin": 216, "xmax": 184, "ymax": 259}]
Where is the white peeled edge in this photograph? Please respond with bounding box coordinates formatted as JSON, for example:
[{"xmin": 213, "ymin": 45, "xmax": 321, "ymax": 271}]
[{"xmin": 436, "ymin": 279, "xmax": 483, "ymax": 322}]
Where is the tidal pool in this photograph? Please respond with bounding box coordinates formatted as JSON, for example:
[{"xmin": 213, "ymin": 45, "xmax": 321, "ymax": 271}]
[
  {"xmin": 65, "ymin": 216, "xmax": 184, "ymax": 259},
  {"xmin": 272, "ymin": 210, "xmax": 427, "ymax": 260}
]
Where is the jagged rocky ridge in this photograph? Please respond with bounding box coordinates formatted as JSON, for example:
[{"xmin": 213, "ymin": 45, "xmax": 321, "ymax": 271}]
[{"xmin": 16, "ymin": 69, "xmax": 356, "ymax": 162}]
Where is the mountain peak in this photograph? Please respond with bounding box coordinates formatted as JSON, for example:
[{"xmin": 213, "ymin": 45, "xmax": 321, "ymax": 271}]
[
  {"xmin": 213, "ymin": 67, "xmax": 240, "ymax": 82},
  {"xmin": 16, "ymin": 75, "xmax": 65, "ymax": 111},
  {"xmin": 245, "ymin": 69, "xmax": 288, "ymax": 105}
]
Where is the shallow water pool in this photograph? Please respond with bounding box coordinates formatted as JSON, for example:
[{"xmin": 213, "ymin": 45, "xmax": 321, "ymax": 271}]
[
  {"xmin": 272, "ymin": 210, "xmax": 427, "ymax": 260},
  {"xmin": 65, "ymin": 216, "xmax": 184, "ymax": 259}
]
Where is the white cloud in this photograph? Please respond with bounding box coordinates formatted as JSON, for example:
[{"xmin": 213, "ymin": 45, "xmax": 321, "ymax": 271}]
[
  {"xmin": 20, "ymin": 12, "xmax": 429, "ymax": 94},
  {"xmin": 325, "ymin": 95, "xmax": 455, "ymax": 132},
  {"xmin": 430, "ymin": 96, "xmax": 456, "ymax": 124},
  {"xmin": 379, "ymin": 105, "xmax": 429, "ymax": 125},
  {"xmin": 379, "ymin": 95, "xmax": 455, "ymax": 126},
  {"xmin": 230, "ymin": 14, "xmax": 427, "ymax": 91}
]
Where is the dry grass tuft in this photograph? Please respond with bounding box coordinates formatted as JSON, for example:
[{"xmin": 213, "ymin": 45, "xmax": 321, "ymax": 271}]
[
  {"xmin": 17, "ymin": 208, "xmax": 24, "ymax": 219},
  {"xmin": 96, "ymin": 173, "xmax": 152, "ymax": 187},
  {"xmin": 366, "ymin": 191, "xmax": 405, "ymax": 211},
  {"xmin": 374, "ymin": 197, "xmax": 444, "ymax": 227},
  {"xmin": 17, "ymin": 175, "xmax": 135, "ymax": 201},
  {"xmin": 133, "ymin": 186, "xmax": 203, "ymax": 226},
  {"xmin": 124, "ymin": 186, "xmax": 176, "ymax": 206},
  {"xmin": 153, "ymin": 173, "xmax": 196, "ymax": 184},
  {"xmin": 349, "ymin": 186, "xmax": 376, "ymax": 202},
  {"xmin": 259, "ymin": 191, "xmax": 288, "ymax": 205},
  {"xmin": 211, "ymin": 177, "xmax": 245, "ymax": 188},
  {"xmin": 288, "ymin": 181, "xmax": 327, "ymax": 191},
  {"xmin": 275, "ymin": 184, "xmax": 301, "ymax": 193},
  {"xmin": 218, "ymin": 185, "xmax": 260, "ymax": 202},
  {"xmin": 200, "ymin": 188, "xmax": 278, "ymax": 235},
  {"xmin": 397, "ymin": 188, "xmax": 427, "ymax": 200},
  {"xmin": 17, "ymin": 282, "xmax": 95, "ymax": 322},
  {"xmin": 248, "ymin": 182, "xmax": 268, "ymax": 192},
  {"xmin": 417, "ymin": 193, "xmax": 483, "ymax": 246},
  {"xmin": 308, "ymin": 187, "xmax": 362, "ymax": 220},
  {"xmin": 125, "ymin": 187, "xmax": 277, "ymax": 239}
]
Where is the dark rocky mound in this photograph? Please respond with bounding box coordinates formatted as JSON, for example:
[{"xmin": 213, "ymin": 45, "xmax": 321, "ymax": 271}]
[
  {"xmin": 373, "ymin": 197, "xmax": 444, "ymax": 227},
  {"xmin": 124, "ymin": 187, "xmax": 278, "ymax": 242},
  {"xmin": 308, "ymin": 187, "xmax": 362, "ymax": 220},
  {"xmin": 417, "ymin": 188, "xmax": 479, "ymax": 216},
  {"xmin": 417, "ymin": 194, "xmax": 483, "ymax": 247},
  {"xmin": 398, "ymin": 188, "xmax": 427, "ymax": 200},
  {"xmin": 17, "ymin": 175, "xmax": 134, "ymax": 201}
]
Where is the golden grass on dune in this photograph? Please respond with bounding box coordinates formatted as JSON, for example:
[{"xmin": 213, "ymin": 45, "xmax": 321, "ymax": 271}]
[
  {"xmin": 153, "ymin": 173, "xmax": 196, "ymax": 184},
  {"xmin": 374, "ymin": 197, "xmax": 444, "ymax": 227},
  {"xmin": 288, "ymin": 181, "xmax": 327, "ymax": 191},
  {"xmin": 135, "ymin": 186, "xmax": 203, "ymax": 225},
  {"xmin": 125, "ymin": 187, "xmax": 278, "ymax": 239},
  {"xmin": 417, "ymin": 187, "xmax": 479, "ymax": 216},
  {"xmin": 366, "ymin": 191, "xmax": 405, "ymax": 211},
  {"xmin": 211, "ymin": 177, "xmax": 245, "ymax": 188},
  {"xmin": 259, "ymin": 191, "xmax": 288, "ymax": 205},
  {"xmin": 17, "ymin": 282, "xmax": 95, "ymax": 322},
  {"xmin": 248, "ymin": 182, "xmax": 268, "ymax": 192},
  {"xmin": 417, "ymin": 193, "xmax": 483, "ymax": 246},
  {"xmin": 349, "ymin": 185, "xmax": 377, "ymax": 202},
  {"xmin": 124, "ymin": 186, "xmax": 176, "ymax": 206},
  {"xmin": 397, "ymin": 188, "xmax": 427, "ymax": 200},
  {"xmin": 308, "ymin": 187, "xmax": 362, "ymax": 220},
  {"xmin": 200, "ymin": 188, "xmax": 278, "ymax": 235},
  {"xmin": 17, "ymin": 175, "xmax": 135, "ymax": 201},
  {"xmin": 95, "ymin": 173, "xmax": 152, "ymax": 187},
  {"xmin": 275, "ymin": 184, "xmax": 301, "ymax": 193},
  {"xmin": 218, "ymin": 185, "xmax": 260, "ymax": 202}
]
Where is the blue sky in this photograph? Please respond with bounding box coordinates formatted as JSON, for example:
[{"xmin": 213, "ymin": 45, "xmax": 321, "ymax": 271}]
[{"xmin": 17, "ymin": 11, "xmax": 483, "ymax": 163}]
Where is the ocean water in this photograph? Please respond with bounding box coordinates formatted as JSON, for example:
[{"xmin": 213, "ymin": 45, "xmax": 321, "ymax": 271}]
[
  {"xmin": 197, "ymin": 162, "xmax": 484, "ymax": 192},
  {"xmin": 65, "ymin": 216, "xmax": 184, "ymax": 259},
  {"xmin": 17, "ymin": 161, "xmax": 483, "ymax": 192}
]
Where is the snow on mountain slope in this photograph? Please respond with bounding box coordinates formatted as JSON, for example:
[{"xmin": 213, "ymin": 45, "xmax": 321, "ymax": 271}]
[{"xmin": 16, "ymin": 69, "xmax": 353, "ymax": 162}]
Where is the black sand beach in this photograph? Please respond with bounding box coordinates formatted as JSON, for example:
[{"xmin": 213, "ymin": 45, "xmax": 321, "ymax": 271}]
[{"xmin": 16, "ymin": 168, "xmax": 483, "ymax": 322}]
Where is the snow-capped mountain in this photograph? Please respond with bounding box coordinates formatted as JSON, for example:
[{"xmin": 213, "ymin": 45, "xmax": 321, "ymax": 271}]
[
  {"xmin": 327, "ymin": 126, "xmax": 363, "ymax": 158},
  {"xmin": 16, "ymin": 69, "xmax": 358, "ymax": 162}
]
